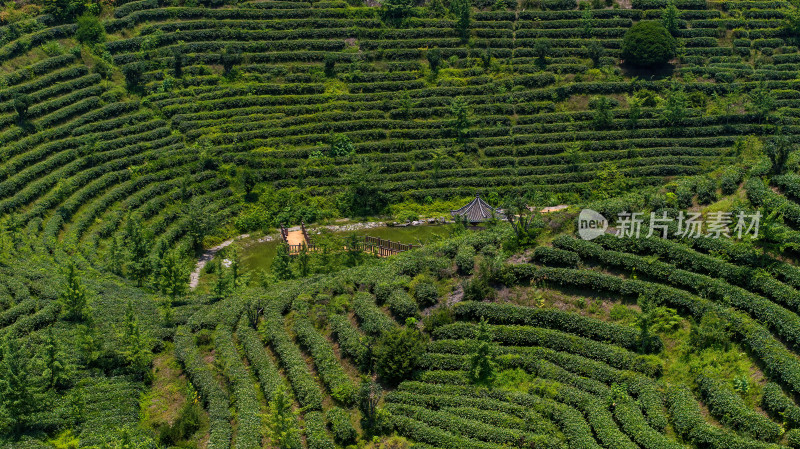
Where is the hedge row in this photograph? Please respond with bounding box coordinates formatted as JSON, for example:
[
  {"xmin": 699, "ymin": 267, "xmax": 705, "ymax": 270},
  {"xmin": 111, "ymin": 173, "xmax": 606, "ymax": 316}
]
[
  {"xmin": 236, "ymin": 317, "xmax": 282, "ymax": 402},
  {"xmin": 174, "ymin": 327, "xmax": 231, "ymax": 449},
  {"xmin": 505, "ymin": 263, "xmax": 800, "ymax": 399},
  {"xmin": 326, "ymin": 407, "xmax": 357, "ymax": 446},
  {"xmin": 293, "ymin": 317, "xmax": 356, "ymax": 405},
  {"xmin": 396, "ymin": 381, "xmax": 599, "ymax": 448},
  {"xmin": 593, "ymin": 235, "xmax": 800, "ymax": 314},
  {"xmin": 328, "ymin": 313, "xmax": 368, "ymax": 368},
  {"xmin": 613, "ymin": 394, "xmax": 685, "ymax": 449},
  {"xmin": 747, "ymin": 177, "xmax": 800, "ymax": 229},
  {"xmin": 666, "ymin": 385, "xmax": 782, "ymax": 449},
  {"xmin": 305, "ymin": 411, "xmax": 336, "ymax": 449},
  {"xmin": 552, "ymin": 236, "xmax": 800, "ymax": 351},
  {"xmin": 262, "ymin": 314, "xmax": 323, "ymax": 410},
  {"xmin": 214, "ymin": 325, "xmax": 261, "ymax": 449},
  {"xmin": 761, "ymin": 382, "xmax": 800, "ymax": 429},
  {"xmin": 452, "ymin": 301, "xmax": 643, "ymax": 351},
  {"xmin": 385, "ymin": 403, "xmax": 554, "ymax": 449},
  {"xmin": 431, "ymin": 321, "xmax": 661, "ymax": 376},
  {"xmin": 352, "ymin": 292, "xmax": 396, "ymax": 336}
]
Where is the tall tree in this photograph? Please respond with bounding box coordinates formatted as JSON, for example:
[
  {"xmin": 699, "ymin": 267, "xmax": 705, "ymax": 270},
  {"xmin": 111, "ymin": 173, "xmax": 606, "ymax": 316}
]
[
  {"xmin": 266, "ymin": 385, "xmax": 302, "ymax": 449},
  {"xmin": 61, "ymin": 262, "xmax": 89, "ymax": 322},
  {"xmin": 450, "ymin": 0, "xmax": 471, "ymax": 41},
  {"xmin": 450, "ymin": 96, "xmax": 473, "ymax": 144},
  {"xmin": 766, "ymin": 131, "xmax": 793, "ymax": 175},
  {"xmin": 661, "ymin": 82, "xmax": 688, "ymax": 128},
  {"xmin": 467, "ymin": 319, "xmax": 497, "ymax": 386},
  {"xmin": 358, "ymin": 378, "xmax": 382, "ymax": 432},
  {"xmin": 296, "ymin": 243, "xmax": 310, "ymax": 277},
  {"xmin": 661, "ymin": 0, "xmax": 680, "ymax": 36},
  {"xmin": 0, "ymin": 337, "xmax": 36, "ymax": 432},
  {"xmin": 123, "ymin": 214, "xmax": 151, "ymax": 286},
  {"xmin": 39, "ymin": 328, "xmax": 72, "ymax": 390},
  {"xmin": 120, "ymin": 302, "xmax": 152, "ymax": 381},
  {"xmin": 273, "ymin": 242, "xmax": 293, "ymax": 280},
  {"xmin": 159, "ymin": 251, "xmax": 187, "ymax": 300},
  {"xmin": 375, "ymin": 318, "xmax": 427, "ymax": 386}
]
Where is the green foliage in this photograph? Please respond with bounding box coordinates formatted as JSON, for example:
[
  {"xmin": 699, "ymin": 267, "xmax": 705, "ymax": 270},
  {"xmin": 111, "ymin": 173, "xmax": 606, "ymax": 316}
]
[
  {"xmin": 426, "ymin": 47, "xmax": 442, "ymax": 73},
  {"xmin": 660, "ymin": 82, "xmax": 688, "ymax": 127},
  {"xmin": 467, "ymin": 319, "xmax": 497, "ymax": 386},
  {"xmin": 766, "ymin": 131, "xmax": 793, "ymax": 175},
  {"xmin": 0, "ymin": 337, "xmax": 36, "ymax": 433},
  {"xmin": 326, "ymin": 407, "xmax": 357, "ymax": 445},
  {"xmin": 621, "ymin": 21, "xmax": 676, "ymax": 66},
  {"xmin": 661, "ymin": 0, "xmax": 680, "ymax": 35},
  {"xmin": 690, "ymin": 311, "xmax": 732, "ymax": 351},
  {"xmin": 38, "ymin": 328, "xmax": 73, "ymax": 391},
  {"xmin": 449, "ymin": 96, "xmax": 473, "ymax": 144},
  {"xmin": 381, "ymin": 0, "xmax": 414, "ymax": 22},
  {"xmin": 159, "ymin": 251, "xmax": 187, "ymax": 299},
  {"xmin": 591, "ymin": 96, "xmax": 614, "ymax": 129},
  {"xmin": 454, "ymin": 244, "xmax": 475, "ymax": 275},
  {"xmin": 376, "ymin": 318, "xmax": 427, "ymax": 385},
  {"xmin": 123, "ymin": 214, "xmax": 151, "ymax": 287},
  {"xmin": 450, "ymin": 0, "xmax": 471, "ymax": 40},
  {"xmin": 413, "ymin": 281, "xmax": 438, "ymax": 308},
  {"xmin": 329, "ymin": 133, "xmax": 355, "ymax": 158},
  {"xmin": 13, "ymin": 94, "xmax": 30, "ymax": 123},
  {"xmin": 60, "ymin": 262, "xmax": 89, "ymax": 322},
  {"xmin": 75, "ymin": 14, "xmax": 105, "ymax": 45},
  {"xmin": 119, "ymin": 302, "xmax": 153, "ymax": 381},
  {"xmin": 267, "ymin": 385, "xmax": 302, "ymax": 449},
  {"xmin": 273, "ymin": 242, "xmax": 293, "ymax": 280}
]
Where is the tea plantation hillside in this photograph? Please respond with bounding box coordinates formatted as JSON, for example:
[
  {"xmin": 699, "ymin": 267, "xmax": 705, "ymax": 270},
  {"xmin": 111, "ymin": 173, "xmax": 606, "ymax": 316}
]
[
  {"xmin": 1, "ymin": 0, "xmax": 799, "ymax": 261},
  {"xmin": 5, "ymin": 0, "xmax": 800, "ymax": 446}
]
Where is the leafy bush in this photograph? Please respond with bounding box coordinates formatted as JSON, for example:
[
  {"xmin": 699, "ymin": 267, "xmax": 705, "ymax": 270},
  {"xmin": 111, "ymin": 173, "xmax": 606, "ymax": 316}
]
[
  {"xmin": 376, "ymin": 320, "xmax": 427, "ymax": 386},
  {"xmin": 75, "ymin": 14, "xmax": 105, "ymax": 45},
  {"xmin": 455, "ymin": 245, "xmax": 476, "ymax": 275},
  {"xmin": 621, "ymin": 21, "xmax": 676, "ymax": 66},
  {"xmin": 413, "ymin": 282, "xmax": 439, "ymax": 308},
  {"xmin": 388, "ymin": 290, "xmax": 419, "ymax": 322},
  {"xmin": 326, "ymin": 407, "xmax": 357, "ymax": 445}
]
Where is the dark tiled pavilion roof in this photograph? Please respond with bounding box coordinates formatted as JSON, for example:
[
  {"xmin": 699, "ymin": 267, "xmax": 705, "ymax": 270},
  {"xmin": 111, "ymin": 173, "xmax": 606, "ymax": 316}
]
[{"xmin": 450, "ymin": 195, "xmax": 505, "ymax": 222}]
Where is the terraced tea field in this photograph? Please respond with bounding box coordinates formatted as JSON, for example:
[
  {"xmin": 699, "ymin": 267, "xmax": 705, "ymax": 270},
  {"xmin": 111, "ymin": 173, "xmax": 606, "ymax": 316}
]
[{"xmin": 3, "ymin": 0, "xmax": 800, "ymax": 446}]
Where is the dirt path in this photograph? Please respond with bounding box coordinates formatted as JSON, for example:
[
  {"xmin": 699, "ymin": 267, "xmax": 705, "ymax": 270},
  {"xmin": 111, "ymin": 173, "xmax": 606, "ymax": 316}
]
[
  {"xmin": 188, "ymin": 234, "xmax": 249, "ymax": 290},
  {"xmin": 189, "ymin": 206, "xmax": 570, "ymax": 289}
]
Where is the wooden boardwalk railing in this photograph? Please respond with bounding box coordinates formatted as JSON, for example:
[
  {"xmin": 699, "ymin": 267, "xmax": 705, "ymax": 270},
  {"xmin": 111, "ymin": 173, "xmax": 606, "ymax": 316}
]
[{"xmin": 361, "ymin": 236, "xmax": 416, "ymax": 257}]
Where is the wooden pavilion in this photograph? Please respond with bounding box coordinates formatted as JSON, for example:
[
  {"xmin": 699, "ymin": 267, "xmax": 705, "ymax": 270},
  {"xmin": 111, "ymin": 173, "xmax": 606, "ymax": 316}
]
[{"xmin": 450, "ymin": 194, "xmax": 505, "ymax": 225}]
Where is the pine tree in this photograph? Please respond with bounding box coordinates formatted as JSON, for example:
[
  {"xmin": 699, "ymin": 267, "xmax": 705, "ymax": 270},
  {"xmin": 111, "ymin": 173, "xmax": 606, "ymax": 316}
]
[
  {"xmin": 467, "ymin": 319, "xmax": 497, "ymax": 386},
  {"xmin": 120, "ymin": 302, "xmax": 152, "ymax": 381},
  {"xmin": 661, "ymin": 0, "xmax": 679, "ymax": 36},
  {"xmin": 450, "ymin": 96, "xmax": 473, "ymax": 144},
  {"xmin": 60, "ymin": 262, "xmax": 89, "ymax": 322},
  {"xmin": 266, "ymin": 385, "xmax": 302, "ymax": 449},
  {"xmin": 39, "ymin": 328, "xmax": 72, "ymax": 390},
  {"xmin": 450, "ymin": 0, "xmax": 471, "ymax": 41},
  {"xmin": 0, "ymin": 337, "xmax": 36, "ymax": 432},
  {"xmin": 358, "ymin": 378, "xmax": 382, "ymax": 431},
  {"xmin": 77, "ymin": 323, "xmax": 102, "ymax": 367},
  {"xmin": 272, "ymin": 242, "xmax": 293, "ymax": 280},
  {"xmin": 296, "ymin": 243, "xmax": 310, "ymax": 277},
  {"xmin": 123, "ymin": 214, "xmax": 151, "ymax": 287},
  {"xmin": 106, "ymin": 234, "xmax": 123, "ymax": 275},
  {"xmin": 159, "ymin": 251, "xmax": 187, "ymax": 300}
]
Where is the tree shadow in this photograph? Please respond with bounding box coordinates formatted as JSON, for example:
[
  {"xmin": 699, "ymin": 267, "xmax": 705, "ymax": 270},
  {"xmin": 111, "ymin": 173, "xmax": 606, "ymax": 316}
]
[{"xmin": 620, "ymin": 62, "xmax": 676, "ymax": 81}]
